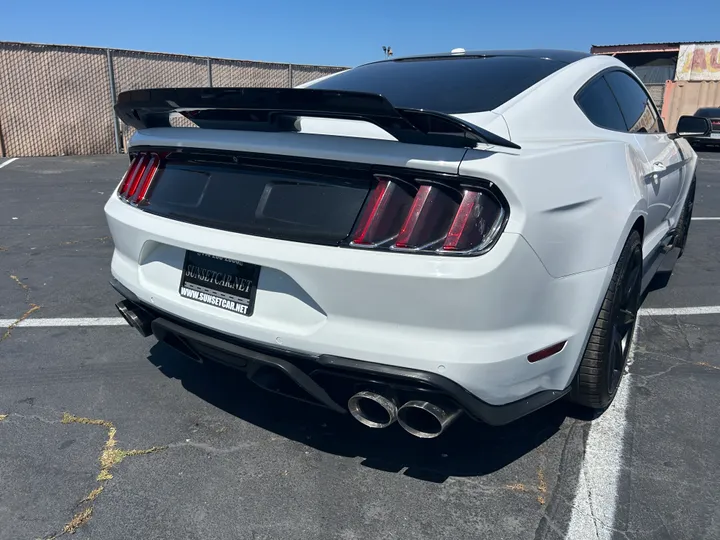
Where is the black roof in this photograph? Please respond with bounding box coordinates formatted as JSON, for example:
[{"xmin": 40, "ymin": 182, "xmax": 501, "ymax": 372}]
[
  {"xmin": 368, "ymin": 49, "xmax": 592, "ymax": 66},
  {"xmin": 308, "ymin": 50, "xmax": 591, "ymax": 115}
]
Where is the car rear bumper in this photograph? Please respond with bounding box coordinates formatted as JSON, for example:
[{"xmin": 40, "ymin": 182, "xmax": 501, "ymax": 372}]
[
  {"xmin": 113, "ymin": 280, "xmax": 571, "ymax": 425},
  {"xmin": 105, "ymin": 194, "xmax": 614, "ymax": 411}
]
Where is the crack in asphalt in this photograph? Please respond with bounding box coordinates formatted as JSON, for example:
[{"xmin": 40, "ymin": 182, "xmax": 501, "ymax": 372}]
[
  {"xmin": 537, "ymin": 512, "xmax": 566, "ymax": 539},
  {"xmin": 0, "ymin": 303, "xmax": 40, "ymax": 343},
  {"xmin": 10, "ymin": 274, "xmax": 30, "ymax": 292},
  {"xmin": 632, "ymin": 350, "xmax": 720, "ymax": 381},
  {"xmin": 581, "ymin": 459, "xmax": 602, "ymax": 540},
  {"xmin": 1, "ymin": 273, "xmax": 41, "ymax": 343},
  {"xmin": 0, "ymin": 410, "xmax": 280, "ymax": 538},
  {"xmin": 536, "ymin": 467, "xmax": 548, "ymax": 506},
  {"xmin": 28, "ymin": 413, "xmax": 169, "ymax": 539},
  {"xmin": 558, "ymin": 492, "xmax": 632, "ymax": 539}
]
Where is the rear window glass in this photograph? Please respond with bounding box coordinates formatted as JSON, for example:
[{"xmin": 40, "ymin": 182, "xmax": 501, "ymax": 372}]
[{"xmin": 307, "ymin": 56, "xmax": 567, "ymax": 114}]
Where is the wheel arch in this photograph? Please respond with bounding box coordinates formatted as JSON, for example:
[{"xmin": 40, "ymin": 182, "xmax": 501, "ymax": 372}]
[
  {"xmin": 608, "ymin": 208, "xmax": 647, "ymax": 268},
  {"xmin": 631, "ymin": 215, "xmax": 644, "ymax": 240}
]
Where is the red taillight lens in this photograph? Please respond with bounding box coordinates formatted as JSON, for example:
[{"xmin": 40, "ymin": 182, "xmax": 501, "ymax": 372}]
[
  {"xmin": 349, "ymin": 175, "xmax": 506, "ymax": 256},
  {"xmin": 125, "ymin": 155, "xmax": 150, "ymax": 199},
  {"xmin": 442, "ymin": 190, "xmax": 502, "ymax": 252},
  {"xmin": 394, "ymin": 186, "xmax": 458, "ymax": 250},
  {"xmin": 350, "ymin": 176, "xmax": 414, "ymax": 246},
  {"xmin": 118, "ymin": 156, "xmax": 144, "ymax": 197},
  {"xmin": 117, "ymin": 152, "xmax": 162, "ymax": 204},
  {"xmin": 130, "ymin": 154, "xmax": 160, "ymax": 203}
]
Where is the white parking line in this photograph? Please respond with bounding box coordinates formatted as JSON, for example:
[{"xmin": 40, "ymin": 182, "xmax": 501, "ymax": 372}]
[
  {"xmin": 640, "ymin": 306, "xmax": 720, "ymax": 316},
  {"xmin": 0, "ymin": 317, "xmax": 127, "ymax": 327},
  {"xmin": 568, "ymin": 304, "xmax": 719, "ymax": 538},
  {"xmin": 566, "ymin": 322, "xmax": 639, "ymax": 540},
  {"xmin": 692, "ymin": 217, "xmax": 720, "ymax": 221},
  {"xmin": 0, "ymin": 157, "xmax": 19, "ymax": 169}
]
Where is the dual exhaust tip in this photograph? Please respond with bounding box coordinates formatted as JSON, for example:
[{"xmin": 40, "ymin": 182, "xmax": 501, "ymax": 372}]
[{"xmin": 348, "ymin": 390, "xmax": 461, "ymax": 438}]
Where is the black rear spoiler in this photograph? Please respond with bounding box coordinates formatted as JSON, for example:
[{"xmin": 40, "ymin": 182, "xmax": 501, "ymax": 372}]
[{"xmin": 114, "ymin": 87, "xmax": 520, "ymax": 150}]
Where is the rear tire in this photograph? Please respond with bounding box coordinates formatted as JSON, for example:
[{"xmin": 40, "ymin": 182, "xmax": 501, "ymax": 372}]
[
  {"xmin": 675, "ymin": 181, "xmax": 695, "ymax": 258},
  {"xmin": 569, "ymin": 231, "xmax": 642, "ymax": 410}
]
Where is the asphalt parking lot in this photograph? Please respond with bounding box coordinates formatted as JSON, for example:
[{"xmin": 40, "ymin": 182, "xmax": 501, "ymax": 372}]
[{"xmin": 1, "ymin": 151, "xmax": 719, "ymax": 540}]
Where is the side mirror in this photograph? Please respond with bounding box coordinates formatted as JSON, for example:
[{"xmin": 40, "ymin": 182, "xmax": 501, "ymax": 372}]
[{"xmin": 671, "ymin": 115, "xmax": 712, "ymax": 139}]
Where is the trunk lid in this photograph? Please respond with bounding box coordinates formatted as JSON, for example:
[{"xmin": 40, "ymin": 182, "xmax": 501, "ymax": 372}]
[{"xmin": 126, "ymin": 127, "xmax": 468, "ymax": 246}]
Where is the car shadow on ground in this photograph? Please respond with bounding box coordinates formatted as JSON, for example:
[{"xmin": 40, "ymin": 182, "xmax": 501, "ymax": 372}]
[{"xmin": 147, "ymin": 343, "xmax": 576, "ymax": 483}]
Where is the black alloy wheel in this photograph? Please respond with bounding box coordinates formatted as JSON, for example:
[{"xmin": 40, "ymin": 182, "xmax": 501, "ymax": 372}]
[
  {"xmin": 676, "ymin": 182, "xmax": 695, "ymax": 258},
  {"xmin": 607, "ymin": 244, "xmax": 641, "ymax": 394},
  {"xmin": 570, "ymin": 230, "xmax": 643, "ymax": 409}
]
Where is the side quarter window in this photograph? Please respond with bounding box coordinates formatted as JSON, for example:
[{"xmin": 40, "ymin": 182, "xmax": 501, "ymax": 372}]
[
  {"xmin": 576, "ymin": 77, "xmax": 627, "ymax": 132},
  {"xmin": 604, "ymin": 70, "xmax": 662, "ymax": 134}
]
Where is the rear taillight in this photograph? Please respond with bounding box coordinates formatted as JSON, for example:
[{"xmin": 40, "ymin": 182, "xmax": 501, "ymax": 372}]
[
  {"xmin": 117, "ymin": 152, "xmax": 163, "ymax": 205},
  {"xmin": 349, "ymin": 176, "xmax": 414, "ymax": 246},
  {"xmin": 349, "ymin": 174, "xmax": 506, "ymax": 256},
  {"xmin": 442, "ymin": 190, "xmax": 502, "ymax": 252}
]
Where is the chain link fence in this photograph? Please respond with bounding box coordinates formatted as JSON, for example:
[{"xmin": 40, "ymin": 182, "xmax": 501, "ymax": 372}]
[{"xmin": 0, "ymin": 42, "xmax": 347, "ymax": 157}]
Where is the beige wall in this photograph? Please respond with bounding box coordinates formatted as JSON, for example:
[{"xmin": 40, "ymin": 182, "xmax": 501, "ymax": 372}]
[
  {"xmin": 662, "ymin": 80, "xmax": 720, "ymax": 131},
  {"xmin": 0, "ymin": 42, "xmax": 346, "ymax": 157}
]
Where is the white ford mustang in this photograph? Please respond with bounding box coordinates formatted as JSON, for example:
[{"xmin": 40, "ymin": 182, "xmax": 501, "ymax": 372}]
[{"xmin": 105, "ymin": 49, "xmax": 709, "ymax": 438}]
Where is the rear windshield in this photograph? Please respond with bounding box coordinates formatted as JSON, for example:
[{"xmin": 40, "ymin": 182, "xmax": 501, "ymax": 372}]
[
  {"xmin": 695, "ymin": 107, "xmax": 720, "ymax": 117},
  {"xmin": 308, "ymin": 56, "xmax": 568, "ymax": 114}
]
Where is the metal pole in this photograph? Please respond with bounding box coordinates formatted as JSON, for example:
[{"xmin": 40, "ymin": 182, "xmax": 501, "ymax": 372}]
[
  {"xmin": 106, "ymin": 49, "xmax": 122, "ymax": 153},
  {"xmin": 207, "ymin": 58, "xmax": 213, "ymax": 87},
  {"xmin": 288, "ymin": 64, "xmax": 294, "ymax": 87}
]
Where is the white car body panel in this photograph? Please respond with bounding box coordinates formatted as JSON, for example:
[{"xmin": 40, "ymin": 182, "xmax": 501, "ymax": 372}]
[
  {"xmin": 106, "ymin": 195, "xmax": 612, "ymax": 405},
  {"xmin": 105, "ymin": 50, "xmax": 698, "ymax": 415}
]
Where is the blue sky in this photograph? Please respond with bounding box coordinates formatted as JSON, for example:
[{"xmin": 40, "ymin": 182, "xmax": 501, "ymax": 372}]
[{"xmin": 4, "ymin": 0, "xmax": 719, "ymax": 67}]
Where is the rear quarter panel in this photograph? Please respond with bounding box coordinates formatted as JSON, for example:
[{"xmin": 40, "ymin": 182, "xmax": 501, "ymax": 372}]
[
  {"xmin": 460, "ymin": 55, "xmax": 652, "ymax": 278},
  {"xmin": 460, "ymin": 140, "xmax": 646, "ymax": 278}
]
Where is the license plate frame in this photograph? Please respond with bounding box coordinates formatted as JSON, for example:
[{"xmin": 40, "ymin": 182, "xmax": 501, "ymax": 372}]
[{"xmin": 179, "ymin": 250, "xmax": 260, "ymax": 317}]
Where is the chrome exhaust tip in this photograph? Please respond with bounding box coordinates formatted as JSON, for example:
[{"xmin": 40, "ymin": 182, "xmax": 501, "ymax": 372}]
[
  {"xmin": 115, "ymin": 300, "xmax": 154, "ymax": 337},
  {"xmin": 348, "ymin": 391, "xmax": 398, "ymax": 428},
  {"xmin": 397, "ymin": 401, "xmax": 462, "ymax": 438}
]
